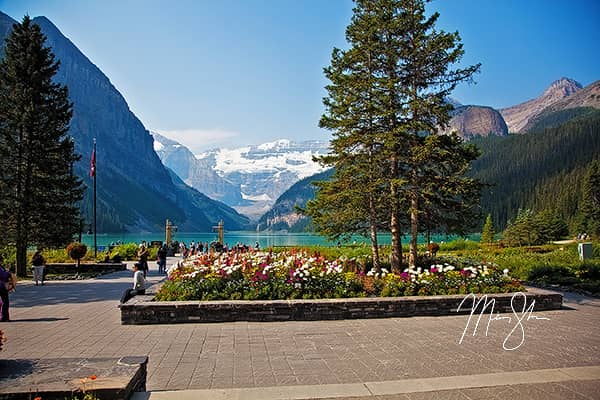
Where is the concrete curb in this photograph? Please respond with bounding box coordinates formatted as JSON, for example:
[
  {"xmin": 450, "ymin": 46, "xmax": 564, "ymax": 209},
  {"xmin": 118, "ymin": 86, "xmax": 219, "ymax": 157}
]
[{"xmin": 131, "ymin": 365, "xmax": 600, "ymax": 400}]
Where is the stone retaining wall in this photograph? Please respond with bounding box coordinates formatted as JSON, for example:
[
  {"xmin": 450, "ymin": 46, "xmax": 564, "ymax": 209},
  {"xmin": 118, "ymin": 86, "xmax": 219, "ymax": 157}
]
[{"xmin": 120, "ymin": 288, "xmax": 563, "ymax": 325}]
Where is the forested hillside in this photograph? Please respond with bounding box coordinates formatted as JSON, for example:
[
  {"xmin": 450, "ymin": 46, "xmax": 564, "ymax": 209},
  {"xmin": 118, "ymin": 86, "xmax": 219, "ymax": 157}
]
[
  {"xmin": 471, "ymin": 110, "xmax": 600, "ymax": 230},
  {"xmin": 258, "ymin": 169, "xmax": 333, "ymax": 232}
]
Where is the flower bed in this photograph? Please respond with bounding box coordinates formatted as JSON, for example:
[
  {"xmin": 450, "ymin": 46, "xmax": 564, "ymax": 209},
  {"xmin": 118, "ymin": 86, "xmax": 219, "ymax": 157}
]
[{"xmin": 155, "ymin": 250, "xmax": 523, "ymax": 301}]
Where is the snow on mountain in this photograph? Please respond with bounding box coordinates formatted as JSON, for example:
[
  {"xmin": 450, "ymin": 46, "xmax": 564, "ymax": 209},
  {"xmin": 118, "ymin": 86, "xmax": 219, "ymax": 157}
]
[
  {"xmin": 153, "ymin": 140, "xmax": 164, "ymax": 152},
  {"xmin": 153, "ymin": 134, "xmax": 330, "ymax": 220},
  {"xmin": 206, "ymin": 143, "xmax": 326, "ymax": 178}
]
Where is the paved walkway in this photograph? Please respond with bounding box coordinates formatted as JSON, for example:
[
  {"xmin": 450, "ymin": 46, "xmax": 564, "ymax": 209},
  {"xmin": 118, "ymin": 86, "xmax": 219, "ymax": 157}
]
[{"xmin": 1, "ymin": 257, "xmax": 599, "ymax": 399}]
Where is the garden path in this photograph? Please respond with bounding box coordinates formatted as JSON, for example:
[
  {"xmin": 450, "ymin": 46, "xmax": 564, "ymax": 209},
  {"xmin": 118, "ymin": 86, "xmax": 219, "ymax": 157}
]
[{"xmin": 0, "ymin": 258, "xmax": 598, "ymax": 399}]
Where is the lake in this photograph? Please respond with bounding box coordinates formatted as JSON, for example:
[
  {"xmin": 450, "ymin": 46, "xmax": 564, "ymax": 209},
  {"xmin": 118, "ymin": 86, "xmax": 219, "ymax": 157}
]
[{"xmin": 80, "ymin": 231, "xmax": 477, "ymax": 250}]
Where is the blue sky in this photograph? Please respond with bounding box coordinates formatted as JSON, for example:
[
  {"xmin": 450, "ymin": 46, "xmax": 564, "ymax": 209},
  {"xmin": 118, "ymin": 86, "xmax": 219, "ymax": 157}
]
[{"xmin": 1, "ymin": 0, "xmax": 599, "ymax": 152}]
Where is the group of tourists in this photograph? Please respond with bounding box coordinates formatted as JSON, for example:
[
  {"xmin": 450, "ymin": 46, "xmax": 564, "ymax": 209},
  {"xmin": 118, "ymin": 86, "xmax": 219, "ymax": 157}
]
[{"xmin": 178, "ymin": 241, "xmax": 207, "ymax": 258}]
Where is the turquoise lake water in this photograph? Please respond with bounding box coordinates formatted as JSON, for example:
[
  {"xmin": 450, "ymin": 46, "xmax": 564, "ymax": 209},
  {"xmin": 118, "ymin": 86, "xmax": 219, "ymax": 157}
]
[{"xmin": 80, "ymin": 231, "xmax": 477, "ymax": 250}]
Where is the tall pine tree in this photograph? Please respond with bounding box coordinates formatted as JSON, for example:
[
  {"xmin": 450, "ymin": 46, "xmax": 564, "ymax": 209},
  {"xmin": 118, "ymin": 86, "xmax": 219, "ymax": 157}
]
[
  {"xmin": 308, "ymin": 3, "xmax": 393, "ymax": 270},
  {"xmin": 481, "ymin": 214, "xmax": 495, "ymax": 244},
  {"xmin": 312, "ymin": 0, "xmax": 480, "ymax": 269},
  {"xmin": 0, "ymin": 16, "xmax": 83, "ymax": 276},
  {"xmin": 383, "ymin": 0, "xmax": 480, "ymax": 266}
]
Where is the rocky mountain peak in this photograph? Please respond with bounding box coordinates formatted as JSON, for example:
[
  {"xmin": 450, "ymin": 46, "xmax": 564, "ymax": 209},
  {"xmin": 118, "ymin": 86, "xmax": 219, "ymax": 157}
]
[
  {"xmin": 541, "ymin": 77, "xmax": 583, "ymax": 100},
  {"xmin": 500, "ymin": 77, "xmax": 583, "ymax": 133},
  {"xmin": 440, "ymin": 105, "xmax": 508, "ymax": 139}
]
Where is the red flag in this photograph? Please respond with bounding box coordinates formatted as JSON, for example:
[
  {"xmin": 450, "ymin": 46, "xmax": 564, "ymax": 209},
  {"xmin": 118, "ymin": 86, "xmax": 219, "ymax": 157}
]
[{"xmin": 90, "ymin": 148, "xmax": 96, "ymax": 177}]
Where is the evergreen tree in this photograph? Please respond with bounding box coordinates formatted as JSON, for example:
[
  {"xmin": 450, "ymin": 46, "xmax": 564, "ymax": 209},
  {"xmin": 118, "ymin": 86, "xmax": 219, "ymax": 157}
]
[
  {"xmin": 481, "ymin": 214, "xmax": 495, "ymax": 244},
  {"xmin": 305, "ymin": 150, "xmax": 390, "ymax": 271},
  {"xmin": 535, "ymin": 209, "xmax": 568, "ymax": 243},
  {"xmin": 580, "ymin": 159, "xmax": 600, "ymax": 237},
  {"xmin": 313, "ymin": 0, "xmax": 480, "ymax": 269},
  {"xmin": 414, "ymin": 133, "xmax": 482, "ymax": 239},
  {"xmin": 385, "ymin": 1, "xmax": 480, "ymax": 266},
  {"xmin": 471, "ymin": 114, "xmax": 600, "ymax": 231},
  {"xmin": 0, "ymin": 16, "xmax": 83, "ymax": 276},
  {"xmin": 503, "ymin": 209, "xmax": 538, "ymax": 247},
  {"xmin": 308, "ymin": 1, "xmax": 393, "ymax": 271},
  {"xmin": 502, "ymin": 208, "xmax": 568, "ymax": 246}
]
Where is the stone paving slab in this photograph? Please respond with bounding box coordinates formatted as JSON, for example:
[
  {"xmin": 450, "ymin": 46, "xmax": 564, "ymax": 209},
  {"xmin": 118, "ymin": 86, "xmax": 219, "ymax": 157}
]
[
  {"xmin": 1, "ymin": 257, "xmax": 599, "ymax": 398},
  {"xmin": 0, "ymin": 356, "xmax": 148, "ymax": 400}
]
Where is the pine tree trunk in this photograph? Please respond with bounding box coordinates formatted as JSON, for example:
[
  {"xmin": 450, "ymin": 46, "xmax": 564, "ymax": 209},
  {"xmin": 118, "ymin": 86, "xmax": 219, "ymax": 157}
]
[
  {"xmin": 390, "ymin": 156, "xmax": 403, "ymax": 271},
  {"xmin": 15, "ymin": 142, "xmax": 29, "ymax": 277},
  {"xmin": 409, "ymin": 194, "xmax": 419, "ymax": 267},
  {"xmin": 16, "ymin": 238, "xmax": 28, "ymax": 278},
  {"xmin": 368, "ymin": 194, "xmax": 380, "ymax": 273}
]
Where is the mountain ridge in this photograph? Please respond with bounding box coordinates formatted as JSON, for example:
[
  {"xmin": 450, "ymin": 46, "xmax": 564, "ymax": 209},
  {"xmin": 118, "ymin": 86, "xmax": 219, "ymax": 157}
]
[
  {"xmin": 0, "ymin": 12, "xmax": 249, "ymax": 232},
  {"xmin": 500, "ymin": 77, "xmax": 583, "ymax": 133},
  {"xmin": 153, "ymin": 134, "xmax": 330, "ymax": 220}
]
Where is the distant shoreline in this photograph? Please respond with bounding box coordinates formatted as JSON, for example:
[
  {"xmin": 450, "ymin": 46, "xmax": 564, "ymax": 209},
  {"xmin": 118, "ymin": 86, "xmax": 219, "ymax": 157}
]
[{"xmin": 79, "ymin": 231, "xmax": 479, "ymax": 249}]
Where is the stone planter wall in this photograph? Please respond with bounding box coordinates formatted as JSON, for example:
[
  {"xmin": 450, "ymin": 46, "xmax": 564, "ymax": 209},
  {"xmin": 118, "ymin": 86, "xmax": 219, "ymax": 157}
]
[{"xmin": 120, "ymin": 287, "xmax": 563, "ymax": 325}]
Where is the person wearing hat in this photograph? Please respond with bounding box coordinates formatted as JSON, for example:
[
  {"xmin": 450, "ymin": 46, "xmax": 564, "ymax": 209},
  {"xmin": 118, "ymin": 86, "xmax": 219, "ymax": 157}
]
[{"xmin": 120, "ymin": 263, "xmax": 146, "ymax": 304}]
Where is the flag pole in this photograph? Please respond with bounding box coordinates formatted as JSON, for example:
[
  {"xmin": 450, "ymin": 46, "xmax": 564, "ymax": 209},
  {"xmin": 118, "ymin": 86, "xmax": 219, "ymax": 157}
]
[{"xmin": 93, "ymin": 138, "xmax": 97, "ymax": 258}]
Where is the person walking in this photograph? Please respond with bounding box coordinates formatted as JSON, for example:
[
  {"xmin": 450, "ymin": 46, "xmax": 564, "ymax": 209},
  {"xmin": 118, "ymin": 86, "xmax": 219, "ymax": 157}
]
[
  {"xmin": 31, "ymin": 249, "xmax": 46, "ymax": 286},
  {"xmin": 137, "ymin": 244, "xmax": 149, "ymax": 278},
  {"xmin": 157, "ymin": 244, "xmax": 167, "ymax": 274},
  {"xmin": 120, "ymin": 263, "xmax": 146, "ymax": 304},
  {"xmin": 0, "ymin": 255, "xmax": 14, "ymax": 322}
]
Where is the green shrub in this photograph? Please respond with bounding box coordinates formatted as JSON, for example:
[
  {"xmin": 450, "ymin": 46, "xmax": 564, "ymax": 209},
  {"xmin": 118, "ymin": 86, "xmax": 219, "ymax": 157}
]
[
  {"xmin": 108, "ymin": 242, "xmax": 158, "ymax": 261},
  {"xmin": 0, "ymin": 247, "xmax": 16, "ymax": 271},
  {"xmin": 527, "ymin": 265, "xmax": 574, "ymax": 282},
  {"xmin": 43, "ymin": 248, "xmax": 71, "ymax": 263},
  {"xmin": 438, "ymin": 239, "xmax": 481, "ymax": 252},
  {"xmin": 109, "ymin": 243, "xmax": 139, "ymax": 260},
  {"xmin": 579, "ymin": 263, "xmax": 600, "ymax": 281}
]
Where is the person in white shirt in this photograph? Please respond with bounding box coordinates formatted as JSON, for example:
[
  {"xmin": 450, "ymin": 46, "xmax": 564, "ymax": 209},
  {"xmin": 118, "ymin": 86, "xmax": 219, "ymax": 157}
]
[{"xmin": 120, "ymin": 263, "xmax": 146, "ymax": 304}]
